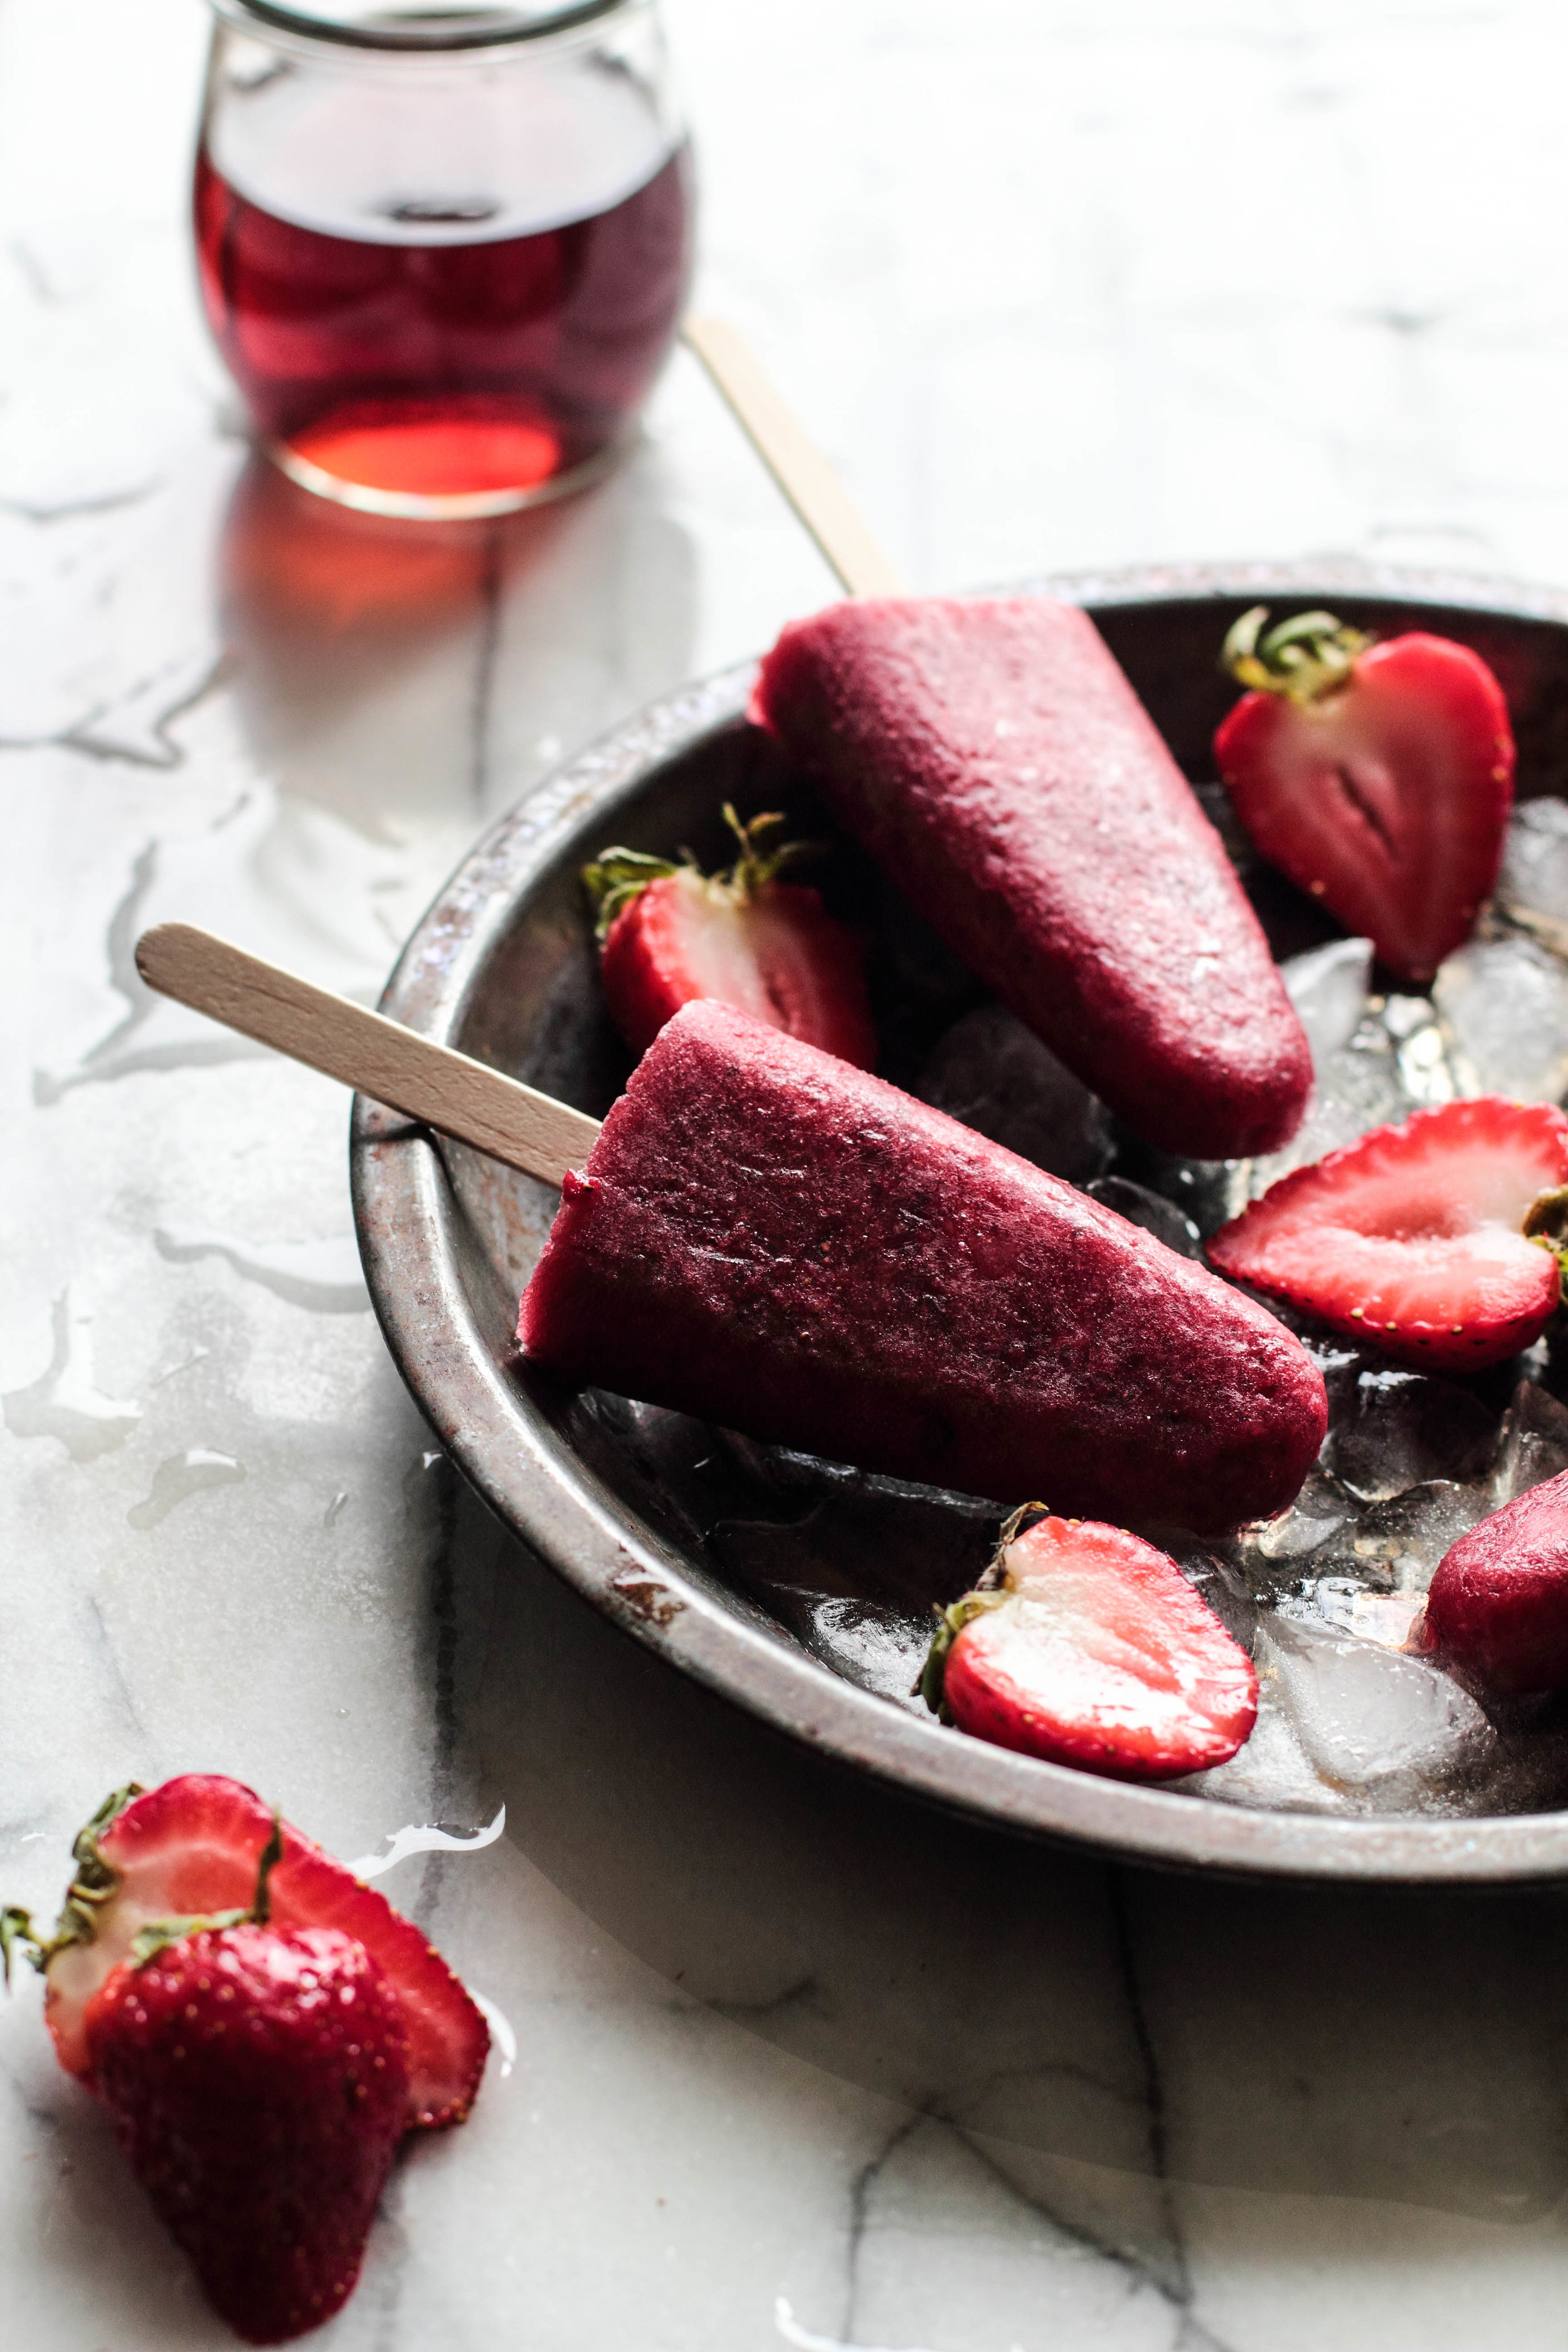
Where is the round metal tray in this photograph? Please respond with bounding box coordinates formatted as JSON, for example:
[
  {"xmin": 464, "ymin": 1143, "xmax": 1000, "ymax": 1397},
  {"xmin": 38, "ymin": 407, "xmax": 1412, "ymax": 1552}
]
[{"xmin": 351, "ymin": 558, "xmax": 1568, "ymax": 1883}]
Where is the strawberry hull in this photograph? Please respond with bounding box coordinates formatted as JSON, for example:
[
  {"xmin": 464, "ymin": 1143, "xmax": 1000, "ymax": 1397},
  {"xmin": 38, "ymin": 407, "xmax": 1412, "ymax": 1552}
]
[
  {"xmin": 750, "ymin": 596, "xmax": 1312, "ymax": 1159},
  {"xmin": 1426, "ymin": 1470, "xmax": 1568, "ymax": 1692},
  {"xmin": 518, "ymin": 1002, "xmax": 1327, "ymax": 1535}
]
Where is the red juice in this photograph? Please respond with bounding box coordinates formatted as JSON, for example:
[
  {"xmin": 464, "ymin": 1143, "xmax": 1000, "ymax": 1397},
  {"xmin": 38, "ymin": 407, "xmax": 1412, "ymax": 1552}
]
[{"xmin": 194, "ymin": 138, "xmax": 692, "ymax": 511}]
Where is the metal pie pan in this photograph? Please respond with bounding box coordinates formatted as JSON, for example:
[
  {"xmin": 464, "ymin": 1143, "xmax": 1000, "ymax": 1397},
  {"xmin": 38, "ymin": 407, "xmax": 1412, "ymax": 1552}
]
[{"xmin": 351, "ymin": 558, "xmax": 1568, "ymax": 1883}]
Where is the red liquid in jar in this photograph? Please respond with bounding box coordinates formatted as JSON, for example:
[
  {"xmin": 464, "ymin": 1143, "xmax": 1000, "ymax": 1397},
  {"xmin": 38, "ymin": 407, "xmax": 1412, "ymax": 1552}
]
[{"xmin": 194, "ymin": 140, "xmax": 693, "ymax": 506}]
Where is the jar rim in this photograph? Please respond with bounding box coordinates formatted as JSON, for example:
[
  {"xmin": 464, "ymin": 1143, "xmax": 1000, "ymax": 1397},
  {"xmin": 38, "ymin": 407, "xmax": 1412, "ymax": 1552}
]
[{"xmin": 208, "ymin": 0, "xmax": 632, "ymax": 50}]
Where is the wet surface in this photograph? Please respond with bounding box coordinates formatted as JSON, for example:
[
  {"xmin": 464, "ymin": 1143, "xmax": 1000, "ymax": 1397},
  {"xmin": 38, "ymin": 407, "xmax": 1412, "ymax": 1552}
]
[{"xmin": 18, "ymin": 3, "xmax": 1568, "ymax": 2348}]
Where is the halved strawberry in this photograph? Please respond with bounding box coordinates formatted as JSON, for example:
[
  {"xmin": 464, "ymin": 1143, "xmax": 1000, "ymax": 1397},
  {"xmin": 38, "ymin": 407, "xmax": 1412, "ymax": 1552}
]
[
  {"xmin": 1214, "ymin": 608, "xmax": 1513, "ymax": 983},
  {"xmin": 3, "ymin": 1776, "xmax": 487, "ymax": 2129},
  {"xmin": 584, "ymin": 804, "xmax": 877, "ymax": 1068},
  {"xmin": 921, "ymin": 1512, "xmax": 1258, "ymax": 1781},
  {"xmin": 1209, "ymin": 1097, "xmax": 1568, "ymax": 1371},
  {"xmin": 1424, "ymin": 1466, "xmax": 1568, "ymax": 1692}
]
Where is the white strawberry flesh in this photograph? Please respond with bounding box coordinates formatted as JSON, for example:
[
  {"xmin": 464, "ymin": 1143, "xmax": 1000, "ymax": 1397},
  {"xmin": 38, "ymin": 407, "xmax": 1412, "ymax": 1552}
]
[
  {"xmin": 1209, "ymin": 1097, "xmax": 1568, "ymax": 1370},
  {"xmin": 942, "ymin": 1517, "xmax": 1258, "ymax": 1781},
  {"xmin": 38, "ymin": 1776, "xmax": 488, "ymax": 2130}
]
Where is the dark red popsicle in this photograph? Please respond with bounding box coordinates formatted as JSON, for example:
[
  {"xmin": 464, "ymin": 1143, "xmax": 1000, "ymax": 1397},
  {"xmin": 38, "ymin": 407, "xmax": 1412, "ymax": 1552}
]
[
  {"xmin": 750, "ymin": 596, "xmax": 1311, "ymax": 1158},
  {"xmin": 518, "ymin": 1000, "xmax": 1327, "ymax": 1534},
  {"xmin": 1425, "ymin": 1470, "xmax": 1568, "ymax": 1692}
]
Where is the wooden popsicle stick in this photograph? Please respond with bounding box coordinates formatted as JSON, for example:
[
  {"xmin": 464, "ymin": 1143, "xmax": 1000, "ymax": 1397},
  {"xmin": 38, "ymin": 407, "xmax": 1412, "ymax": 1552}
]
[
  {"xmin": 683, "ymin": 314, "xmax": 907, "ymax": 600},
  {"xmin": 134, "ymin": 923, "xmax": 600, "ymax": 1188}
]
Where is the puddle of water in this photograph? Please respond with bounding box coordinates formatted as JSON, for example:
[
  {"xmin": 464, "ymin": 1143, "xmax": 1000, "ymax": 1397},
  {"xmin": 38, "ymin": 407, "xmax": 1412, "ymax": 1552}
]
[
  {"xmin": 127, "ymin": 1447, "xmax": 245, "ymax": 1530},
  {"xmin": 3, "ymin": 1293, "xmax": 141, "ymax": 1461},
  {"xmin": 346, "ymin": 1803, "xmax": 507, "ymax": 1880},
  {"xmin": 156, "ymin": 1224, "xmax": 368, "ymax": 1313}
]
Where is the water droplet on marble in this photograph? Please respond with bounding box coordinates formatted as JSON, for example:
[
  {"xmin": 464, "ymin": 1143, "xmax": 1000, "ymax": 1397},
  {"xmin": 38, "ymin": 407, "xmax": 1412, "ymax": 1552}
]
[
  {"xmin": 345, "ymin": 1804, "xmax": 506, "ymax": 1879},
  {"xmin": 3, "ymin": 1292, "xmax": 140, "ymax": 1461},
  {"xmin": 127, "ymin": 1448, "xmax": 245, "ymax": 1530},
  {"xmin": 155, "ymin": 1224, "xmax": 368, "ymax": 1313}
]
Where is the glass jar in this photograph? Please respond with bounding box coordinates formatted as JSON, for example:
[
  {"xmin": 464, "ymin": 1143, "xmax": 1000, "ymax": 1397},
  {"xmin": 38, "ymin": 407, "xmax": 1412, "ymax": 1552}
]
[{"xmin": 195, "ymin": 1, "xmax": 694, "ymax": 517}]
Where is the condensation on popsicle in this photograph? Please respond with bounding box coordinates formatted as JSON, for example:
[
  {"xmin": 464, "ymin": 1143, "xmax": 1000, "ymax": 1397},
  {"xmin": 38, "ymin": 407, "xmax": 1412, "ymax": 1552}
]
[
  {"xmin": 750, "ymin": 596, "xmax": 1313, "ymax": 1162},
  {"xmin": 518, "ymin": 1001, "xmax": 1327, "ymax": 1535}
]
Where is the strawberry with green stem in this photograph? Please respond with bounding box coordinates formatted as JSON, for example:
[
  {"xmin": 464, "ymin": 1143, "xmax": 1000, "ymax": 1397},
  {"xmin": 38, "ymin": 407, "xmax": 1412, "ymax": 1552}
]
[
  {"xmin": 1214, "ymin": 606, "xmax": 1514, "ymax": 983},
  {"xmin": 920, "ymin": 1506, "xmax": 1258, "ymax": 1781},
  {"xmin": 4, "ymin": 1776, "xmax": 489, "ymax": 2345},
  {"xmin": 583, "ymin": 802, "xmax": 877, "ymax": 1067}
]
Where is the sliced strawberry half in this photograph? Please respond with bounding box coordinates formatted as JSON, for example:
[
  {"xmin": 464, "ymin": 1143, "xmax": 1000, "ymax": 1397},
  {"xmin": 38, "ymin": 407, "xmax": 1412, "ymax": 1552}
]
[
  {"xmin": 921, "ymin": 1513, "xmax": 1258, "ymax": 1781},
  {"xmin": 1209, "ymin": 1097, "xmax": 1568, "ymax": 1371},
  {"xmin": 1424, "ymin": 1466, "xmax": 1568, "ymax": 1692},
  {"xmin": 585, "ymin": 804, "xmax": 877, "ymax": 1069},
  {"xmin": 1214, "ymin": 608, "xmax": 1513, "ymax": 983},
  {"xmin": 5, "ymin": 1776, "xmax": 487, "ymax": 2129}
]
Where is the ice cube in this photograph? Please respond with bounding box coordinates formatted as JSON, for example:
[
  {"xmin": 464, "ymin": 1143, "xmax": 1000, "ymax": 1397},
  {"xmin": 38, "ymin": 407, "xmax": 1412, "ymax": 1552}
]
[
  {"xmin": 1434, "ymin": 936, "xmax": 1568, "ymax": 1102},
  {"xmin": 1247, "ymin": 993, "xmax": 1415, "ymax": 1194},
  {"xmin": 1495, "ymin": 796, "xmax": 1568, "ymax": 941},
  {"xmin": 1085, "ymin": 1175, "xmax": 1201, "ymax": 1259},
  {"xmin": 913, "ymin": 1004, "xmax": 1111, "ymax": 1182},
  {"xmin": 1107, "ymin": 1144, "xmax": 1248, "ymax": 1240},
  {"xmin": 1491, "ymin": 1377, "xmax": 1568, "ymax": 1504},
  {"xmin": 708, "ymin": 1486, "xmax": 995, "ymax": 1624},
  {"xmin": 787, "ymin": 1594, "xmax": 935, "ymax": 1703},
  {"xmin": 1180, "ymin": 1669, "xmax": 1348, "ymax": 1814},
  {"xmin": 1281, "ymin": 936, "xmax": 1375, "ymax": 1062},
  {"xmin": 1259, "ymin": 1614, "xmax": 1495, "ymax": 1800},
  {"xmin": 1382, "ymin": 994, "xmax": 1455, "ymax": 1109},
  {"xmin": 1279, "ymin": 1577, "xmax": 1427, "ymax": 1649},
  {"xmin": 1323, "ymin": 1365, "xmax": 1497, "ymax": 1503},
  {"xmin": 1239, "ymin": 1466, "xmax": 1357, "ymax": 1570},
  {"xmin": 1310, "ymin": 1478, "xmax": 1495, "ymax": 1594}
]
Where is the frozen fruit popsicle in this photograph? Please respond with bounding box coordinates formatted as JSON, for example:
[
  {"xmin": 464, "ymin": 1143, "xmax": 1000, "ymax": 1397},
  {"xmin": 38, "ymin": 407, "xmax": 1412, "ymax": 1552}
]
[
  {"xmin": 749, "ymin": 596, "xmax": 1312, "ymax": 1159},
  {"xmin": 519, "ymin": 1000, "xmax": 1327, "ymax": 1535},
  {"xmin": 1424, "ymin": 1470, "xmax": 1568, "ymax": 1692}
]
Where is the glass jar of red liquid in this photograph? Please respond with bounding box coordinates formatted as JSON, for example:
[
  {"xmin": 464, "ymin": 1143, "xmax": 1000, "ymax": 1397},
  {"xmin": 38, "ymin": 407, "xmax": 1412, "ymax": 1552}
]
[{"xmin": 196, "ymin": 1, "xmax": 694, "ymax": 517}]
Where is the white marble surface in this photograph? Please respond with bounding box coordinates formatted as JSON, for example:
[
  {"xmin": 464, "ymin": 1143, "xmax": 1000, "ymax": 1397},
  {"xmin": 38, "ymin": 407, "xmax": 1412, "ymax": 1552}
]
[{"xmin": 8, "ymin": 1, "xmax": 1568, "ymax": 2345}]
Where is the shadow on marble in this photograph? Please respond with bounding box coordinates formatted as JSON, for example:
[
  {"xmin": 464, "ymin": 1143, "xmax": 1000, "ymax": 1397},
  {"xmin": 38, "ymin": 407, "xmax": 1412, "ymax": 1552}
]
[
  {"xmin": 216, "ymin": 445, "xmax": 699, "ymax": 843},
  {"xmin": 463, "ymin": 1490, "xmax": 1568, "ymax": 2233}
]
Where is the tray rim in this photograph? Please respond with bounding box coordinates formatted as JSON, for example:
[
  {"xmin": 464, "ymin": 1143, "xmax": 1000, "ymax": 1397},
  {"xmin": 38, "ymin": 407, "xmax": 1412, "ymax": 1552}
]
[{"xmin": 351, "ymin": 554, "xmax": 1568, "ymax": 1884}]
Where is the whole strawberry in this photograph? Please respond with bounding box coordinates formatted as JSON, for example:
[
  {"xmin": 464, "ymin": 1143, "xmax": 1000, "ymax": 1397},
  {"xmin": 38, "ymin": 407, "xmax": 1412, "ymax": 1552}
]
[
  {"xmin": 2, "ymin": 1777, "xmax": 489, "ymax": 2344},
  {"xmin": 920, "ymin": 1508, "xmax": 1258, "ymax": 1781},
  {"xmin": 90, "ymin": 1920, "xmax": 408, "ymax": 2344},
  {"xmin": 1214, "ymin": 606, "xmax": 1513, "ymax": 983},
  {"xmin": 583, "ymin": 802, "xmax": 877, "ymax": 1068}
]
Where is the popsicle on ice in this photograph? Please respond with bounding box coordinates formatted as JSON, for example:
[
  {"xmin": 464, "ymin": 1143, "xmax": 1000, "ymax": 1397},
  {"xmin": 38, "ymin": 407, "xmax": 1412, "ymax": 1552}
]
[
  {"xmin": 519, "ymin": 1000, "xmax": 1327, "ymax": 1535},
  {"xmin": 750, "ymin": 596, "xmax": 1312, "ymax": 1160}
]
